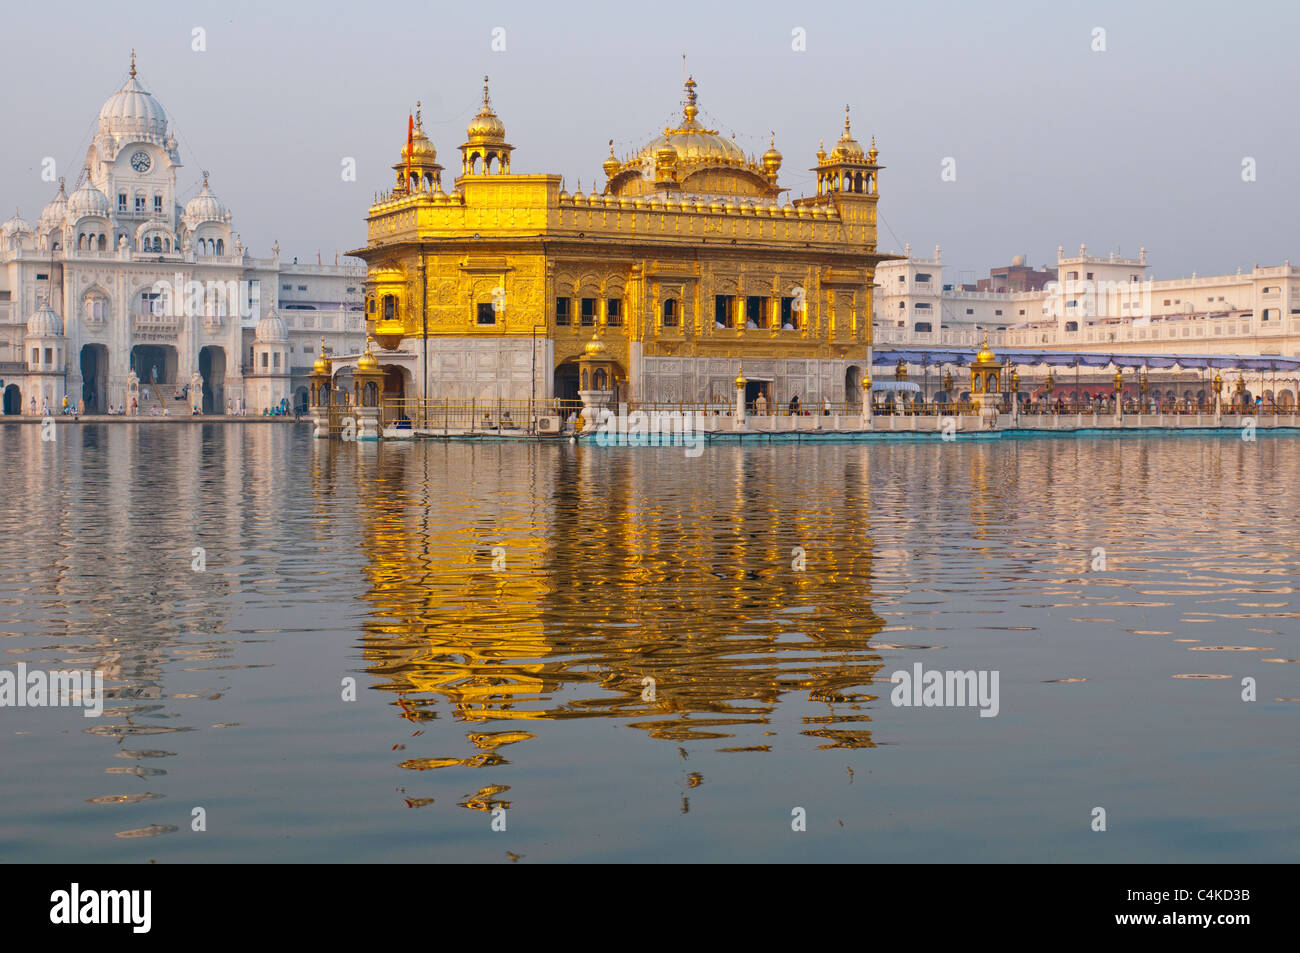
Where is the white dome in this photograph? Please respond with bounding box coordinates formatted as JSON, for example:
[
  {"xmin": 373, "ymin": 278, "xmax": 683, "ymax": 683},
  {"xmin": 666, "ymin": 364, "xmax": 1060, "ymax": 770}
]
[
  {"xmin": 98, "ymin": 61, "xmax": 167, "ymax": 141},
  {"xmin": 67, "ymin": 180, "xmax": 112, "ymax": 220},
  {"xmin": 254, "ymin": 311, "xmax": 288, "ymax": 343},
  {"xmin": 38, "ymin": 182, "xmax": 68, "ymax": 233},
  {"xmin": 1, "ymin": 211, "xmax": 32, "ymax": 239},
  {"xmin": 184, "ymin": 178, "xmax": 229, "ymax": 226},
  {"xmin": 26, "ymin": 301, "xmax": 63, "ymax": 338}
]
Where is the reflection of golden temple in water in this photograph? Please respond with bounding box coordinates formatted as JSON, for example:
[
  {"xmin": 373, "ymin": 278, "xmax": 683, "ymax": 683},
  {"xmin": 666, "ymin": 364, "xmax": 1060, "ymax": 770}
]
[{"xmin": 345, "ymin": 440, "xmax": 888, "ymax": 801}]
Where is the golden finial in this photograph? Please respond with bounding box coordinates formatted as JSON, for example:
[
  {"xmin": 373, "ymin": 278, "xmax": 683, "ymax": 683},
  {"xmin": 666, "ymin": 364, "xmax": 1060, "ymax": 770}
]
[
  {"xmin": 770, "ymin": 131, "xmax": 775, "ymax": 148},
  {"xmin": 735, "ymin": 365, "xmax": 747, "ymax": 387},
  {"xmin": 683, "ymin": 75, "xmax": 698, "ymax": 122},
  {"xmin": 358, "ymin": 336, "xmax": 379, "ymax": 371},
  {"xmin": 844, "ymin": 104, "xmax": 851, "ymax": 135},
  {"xmin": 202, "ymin": 169, "xmax": 209, "ymax": 188},
  {"xmin": 482, "ymin": 75, "xmax": 491, "ymax": 107},
  {"xmin": 415, "ymin": 100, "xmax": 422, "ymax": 128},
  {"xmin": 129, "ymin": 49, "xmax": 136, "ymax": 79}
]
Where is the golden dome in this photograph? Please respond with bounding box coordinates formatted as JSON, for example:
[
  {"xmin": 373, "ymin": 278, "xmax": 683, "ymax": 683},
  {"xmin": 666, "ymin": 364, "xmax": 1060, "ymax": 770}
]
[
  {"xmin": 762, "ymin": 133, "xmax": 783, "ymax": 173},
  {"xmin": 465, "ymin": 76, "xmax": 507, "ymax": 142},
  {"xmin": 635, "ymin": 77, "xmax": 746, "ymax": 165},
  {"xmin": 830, "ymin": 105, "xmax": 865, "ymax": 160},
  {"xmin": 312, "ymin": 339, "xmax": 332, "ymax": 375},
  {"xmin": 407, "ymin": 126, "xmax": 436, "ymax": 162},
  {"xmin": 734, "ymin": 365, "xmax": 747, "ymax": 387},
  {"xmin": 861, "ymin": 373, "xmax": 872, "ymax": 388},
  {"xmin": 975, "ymin": 334, "xmax": 996, "ymax": 364},
  {"xmin": 602, "ymin": 140, "xmax": 620, "ymax": 179},
  {"xmin": 357, "ymin": 337, "xmax": 379, "ymax": 371},
  {"xmin": 584, "ymin": 332, "xmax": 606, "ymax": 357}
]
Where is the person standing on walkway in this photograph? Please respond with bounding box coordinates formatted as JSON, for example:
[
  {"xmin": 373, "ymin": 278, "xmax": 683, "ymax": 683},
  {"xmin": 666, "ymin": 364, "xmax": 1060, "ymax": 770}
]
[{"xmin": 755, "ymin": 392, "xmax": 767, "ymax": 416}]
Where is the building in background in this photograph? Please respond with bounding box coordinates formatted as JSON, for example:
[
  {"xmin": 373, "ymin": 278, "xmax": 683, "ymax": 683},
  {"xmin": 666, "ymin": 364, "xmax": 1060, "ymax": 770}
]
[
  {"xmin": 873, "ymin": 244, "xmax": 1300, "ymax": 406},
  {"xmin": 0, "ymin": 54, "xmax": 364, "ymax": 416}
]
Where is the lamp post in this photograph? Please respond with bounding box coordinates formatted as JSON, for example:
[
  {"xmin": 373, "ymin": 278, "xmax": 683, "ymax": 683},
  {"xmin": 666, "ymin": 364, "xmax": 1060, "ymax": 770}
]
[
  {"xmin": 1212, "ymin": 370, "xmax": 1223, "ymax": 423},
  {"xmin": 1044, "ymin": 369, "xmax": 1055, "ymax": 416},
  {"xmin": 895, "ymin": 359, "xmax": 907, "ymax": 415},
  {"xmin": 861, "ymin": 371, "xmax": 872, "ymax": 427},
  {"xmin": 1009, "ymin": 368, "xmax": 1020, "ymax": 423},
  {"xmin": 1139, "ymin": 366, "xmax": 1150, "ymax": 416},
  {"xmin": 1113, "ymin": 368, "xmax": 1124, "ymax": 423},
  {"xmin": 1235, "ymin": 371, "xmax": 1246, "ymax": 414}
]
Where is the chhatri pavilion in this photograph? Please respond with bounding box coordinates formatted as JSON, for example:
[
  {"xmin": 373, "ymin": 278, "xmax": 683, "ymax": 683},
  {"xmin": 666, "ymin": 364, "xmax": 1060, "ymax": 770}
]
[{"xmin": 347, "ymin": 75, "xmax": 889, "ymax": 410}]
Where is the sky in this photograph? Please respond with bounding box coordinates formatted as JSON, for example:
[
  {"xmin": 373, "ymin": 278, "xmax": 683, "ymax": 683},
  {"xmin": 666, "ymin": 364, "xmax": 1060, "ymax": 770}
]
[{"xmin": 3, "ymin": 0, "xmax": 1297, "ymax": 281}]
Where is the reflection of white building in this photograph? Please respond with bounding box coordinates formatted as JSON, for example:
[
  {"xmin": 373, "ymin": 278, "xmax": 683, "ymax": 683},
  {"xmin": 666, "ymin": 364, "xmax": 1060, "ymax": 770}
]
[
  {"xmin": 0, "ymin": 54, "xmax": 364, "ymax": 416},
  {"xmin": 874, "ymin": 244, "xmax": 1300, "ymax": 407}
]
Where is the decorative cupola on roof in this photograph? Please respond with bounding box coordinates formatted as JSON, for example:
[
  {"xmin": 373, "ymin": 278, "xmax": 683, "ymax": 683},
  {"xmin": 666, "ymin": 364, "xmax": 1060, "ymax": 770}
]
[
  {"xmin": 1, "ymin": 210, "xmax": 33, "ymax": 245},
  {"xmin": 183, "ymin": 172, "xmax": 230, "ymax": 227},
  {"xmin": 603, "ymin": 76, "xmax": 782, "ymax": 199},
  {"xmin": 460, "ymin": 76, "xmax": 513, "ymax": 175},
  {"xmin": 811, "ymin": 105, "xmax": 880, "ymax": 198},
  {"xmin": 67, "ymin": 170, "xmax": 113, "ymax": 221},
  {"xmin": 394, "ymin": 102, "xmax": 445, "ymax": 193},
  {"xmin": 761, "ymin": 132, "xmax": 783, "ymax": 186}
]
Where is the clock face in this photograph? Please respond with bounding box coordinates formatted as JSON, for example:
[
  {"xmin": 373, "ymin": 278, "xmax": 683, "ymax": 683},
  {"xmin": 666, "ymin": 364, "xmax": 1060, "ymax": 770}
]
[{"xmin": 130, "ymin": 151, "xmax": 151, "ymax": 173}]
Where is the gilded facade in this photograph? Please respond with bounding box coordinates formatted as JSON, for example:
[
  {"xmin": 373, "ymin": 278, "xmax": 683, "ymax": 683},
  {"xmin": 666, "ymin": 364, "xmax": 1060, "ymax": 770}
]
[{"xmin": 352, "ymin": 77, "xmax": 891, "ymax": 407}]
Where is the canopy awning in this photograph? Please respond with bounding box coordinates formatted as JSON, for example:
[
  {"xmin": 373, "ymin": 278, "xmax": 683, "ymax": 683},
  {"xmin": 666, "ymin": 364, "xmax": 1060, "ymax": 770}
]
[{"xmin": 871, "ymin": 380, "xmax": 921, "ymax": 393}]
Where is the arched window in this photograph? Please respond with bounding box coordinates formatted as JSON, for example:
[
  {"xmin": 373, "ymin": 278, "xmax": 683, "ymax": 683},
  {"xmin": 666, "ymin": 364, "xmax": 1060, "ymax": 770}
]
[
  {"xmin": 662, "ymin": 299, "xmax": 678, "ymax": 327},
  {"xmin": 98, "ymin": 234, "xmax": 107, "ymax": 251},
  {"xmin": 216, "ymin": 239, "xmax": 224, "ymax": 255},
  {"xmin": 1065, "ymin": 320, "xmax": 1079, "ymax": 332},
  {"xmin": 383, "ymin": 295, "xmax": 395, "ymax": 321}
]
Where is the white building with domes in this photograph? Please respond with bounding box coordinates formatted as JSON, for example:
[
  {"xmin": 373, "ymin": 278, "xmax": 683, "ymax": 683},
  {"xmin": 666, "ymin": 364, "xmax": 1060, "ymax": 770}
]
[{"xmin": 0, "ymin": 53, "xmax": 365, "ymax": 416}]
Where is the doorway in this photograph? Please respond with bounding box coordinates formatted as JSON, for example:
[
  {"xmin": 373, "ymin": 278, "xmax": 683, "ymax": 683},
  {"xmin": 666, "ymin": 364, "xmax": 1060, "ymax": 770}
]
[
  {"xmin": 553, "ymin": 360, "xmax": 580, "ymax": 403},
  {"xmin": 199, "ymin": 346, "xmax": 226, "ymax": 413},
  {"xmin": 80, "ymin": 344, "xmax": 109, "ymax": 413}
]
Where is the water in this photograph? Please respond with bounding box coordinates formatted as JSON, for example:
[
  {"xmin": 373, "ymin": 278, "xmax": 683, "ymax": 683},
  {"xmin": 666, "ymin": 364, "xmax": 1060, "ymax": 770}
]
[{"xmin": 0, "ymin": 423, "xmax": 1295, "ymax": 862}]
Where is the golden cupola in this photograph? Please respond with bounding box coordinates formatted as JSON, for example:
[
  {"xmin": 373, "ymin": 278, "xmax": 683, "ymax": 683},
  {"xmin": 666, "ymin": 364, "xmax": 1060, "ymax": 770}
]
[
  {"xmin": 357, "ymin": 336, "xmax": 379, "ymax": 372},
  {"xmin": 393, "ymin": 101, "xmax": 444, "ymax": 193},
  {"xmin": 761, "ymin": 133, "xmax": 783, "ymax": 184},
  {"xmin": 811, "ymin": 105, "xmax": 880, "ymax": 198},
  {"xmin": 460, "ymin": 75, "xmax": 513, "ymax": 175},
  {"xmin": 602, "ymin": 140, "xmax": 620, "ymax": 180},
  {"xmin": 312, "ymin": 339, "xmax": 333, "ymax": 375},
  {"xmin": 830, "ymin": 106, "xmax": 865, "ymax": 159},
  {"xmin": 604, "ymin": 76, "xmax": 782, "ymax": 199}
]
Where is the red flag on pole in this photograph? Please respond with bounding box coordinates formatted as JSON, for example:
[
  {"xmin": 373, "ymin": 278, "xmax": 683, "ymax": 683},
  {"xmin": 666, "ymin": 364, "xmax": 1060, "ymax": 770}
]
[{"xmin": 405, "ymin": 113, "xmax": 414, "ymax": 191}]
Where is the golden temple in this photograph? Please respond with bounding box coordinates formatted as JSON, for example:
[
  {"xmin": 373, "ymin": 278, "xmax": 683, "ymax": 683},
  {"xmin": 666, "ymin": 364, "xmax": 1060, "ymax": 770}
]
[{"xmin": 350, "ymin": 75, "xmax": 889, "ymax": 408}]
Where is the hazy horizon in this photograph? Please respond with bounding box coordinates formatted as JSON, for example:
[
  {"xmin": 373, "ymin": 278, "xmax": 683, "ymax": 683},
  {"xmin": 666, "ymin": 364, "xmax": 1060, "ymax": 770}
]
[{"xmin": 3, "ymin": 0, "xmax": 1295, "ymax": 280}]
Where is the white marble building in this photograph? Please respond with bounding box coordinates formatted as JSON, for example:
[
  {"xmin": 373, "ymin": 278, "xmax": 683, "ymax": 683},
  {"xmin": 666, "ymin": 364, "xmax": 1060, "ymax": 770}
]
[
  {"xmin": 0, "ymin": 54, "xmax": 365, "ymax": 416},
  {"xmin": 874, "ymin": 244, "xmax": 1300, "ymax": 405}
]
